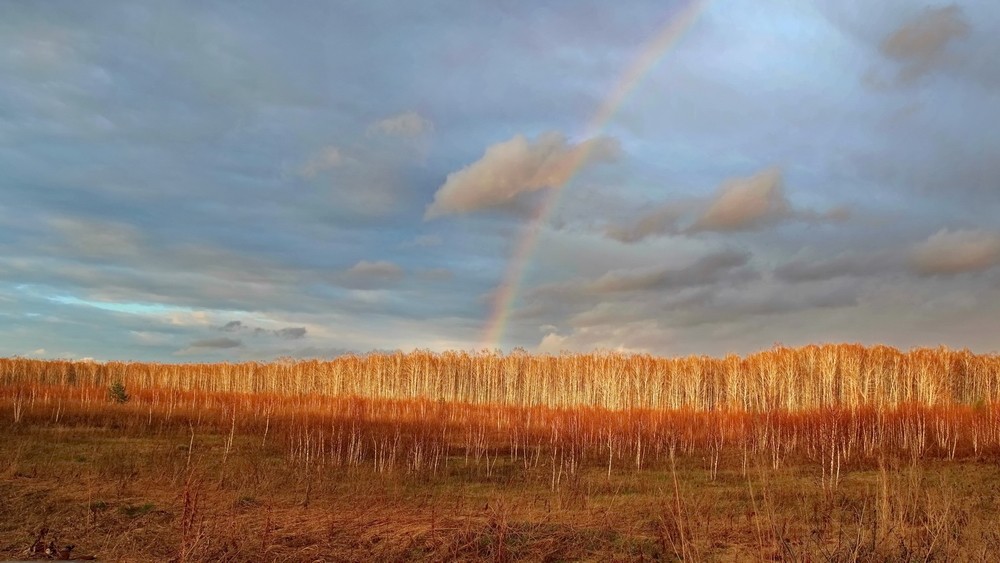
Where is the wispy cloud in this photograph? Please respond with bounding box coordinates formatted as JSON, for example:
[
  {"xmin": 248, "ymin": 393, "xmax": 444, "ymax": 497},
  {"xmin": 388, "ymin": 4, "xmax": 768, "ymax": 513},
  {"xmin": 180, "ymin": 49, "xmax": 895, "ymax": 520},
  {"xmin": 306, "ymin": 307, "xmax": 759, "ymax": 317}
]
[
  {"xmin": 401, "ymin": 234, "xmax": 443, "ymax": 248},
  {"xmin": 338, "ymin": 260, "xmax": 405, "ymax": 288},
  {"xmin": 48, "ymin": 217, "xmax": 144, "ymax": 259},
  {"xmin": 187, "ymin": 337, "xmax": 242, "ymax": 350},
  {"xmin": 775, "ymin": 251, "xmax": 899, "ymax": 283},
  {"xmin": 299, "ymin": 146, "xmax": 351, "ymax": 178},
  {"xmin": 367, "ymin": 111, "xmax": 434, "ymax": 138},
  {"xmin": 605, "ymin": 202, "xmax": 688, "ymax": 243},
  {"xmin": 531, "ymin": 249, "xmax": 755, "ymax": 301}
]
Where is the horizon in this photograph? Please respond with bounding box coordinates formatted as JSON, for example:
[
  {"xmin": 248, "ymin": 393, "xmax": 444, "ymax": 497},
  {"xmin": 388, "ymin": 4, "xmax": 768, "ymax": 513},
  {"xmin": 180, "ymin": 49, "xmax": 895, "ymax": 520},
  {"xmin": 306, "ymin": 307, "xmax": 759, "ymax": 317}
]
[
  {"xmin": 3, "ymin": 341, "xmax": 996, "ymax": 366},
  {"xmin": 3, "ymin": 1, "xmax": 999, "ymax": 362}
]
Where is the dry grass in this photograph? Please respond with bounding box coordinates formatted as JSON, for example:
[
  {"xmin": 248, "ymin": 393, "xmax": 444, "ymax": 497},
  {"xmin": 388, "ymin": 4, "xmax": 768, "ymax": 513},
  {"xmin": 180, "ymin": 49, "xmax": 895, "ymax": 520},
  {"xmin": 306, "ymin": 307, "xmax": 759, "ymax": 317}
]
[
  {"xmin": 3, "ymin": 426, "xmax": 1000, "ymax": 561},
  {"xmin": 3, "ymin": 344, "xmax": 1000, "ymax": 560}
]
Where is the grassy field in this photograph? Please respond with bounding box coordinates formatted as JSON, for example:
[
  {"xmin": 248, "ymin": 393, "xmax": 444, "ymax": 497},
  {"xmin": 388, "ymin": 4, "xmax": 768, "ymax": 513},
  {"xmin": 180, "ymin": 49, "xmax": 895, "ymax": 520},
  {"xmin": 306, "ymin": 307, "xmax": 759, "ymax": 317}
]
[{"xmin": 3, "ymin": 346, "xmax": 1000, "ymax": 561}]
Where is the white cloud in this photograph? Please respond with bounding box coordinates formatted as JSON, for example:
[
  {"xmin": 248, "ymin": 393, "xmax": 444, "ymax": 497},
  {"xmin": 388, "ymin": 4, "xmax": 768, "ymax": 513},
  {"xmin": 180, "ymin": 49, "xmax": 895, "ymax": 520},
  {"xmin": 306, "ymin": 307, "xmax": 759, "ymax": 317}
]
[
  {"xmin": 166, "ymin": 311, "xmax": 212, "ymax": 327},
  {"xmin": 535, "ymin": 321, "xmax": 672, "ymax": 355},
  {"xmin": 425, "ymin": 131, "xmax": 619, "ymax": 219},
  {"xmin": 537, "ymin": 332, "xmax": 568, "ymax": 354},
  {"xmin": 910, "ymin": 229, "xmax": 1000, "ymax": 275}
]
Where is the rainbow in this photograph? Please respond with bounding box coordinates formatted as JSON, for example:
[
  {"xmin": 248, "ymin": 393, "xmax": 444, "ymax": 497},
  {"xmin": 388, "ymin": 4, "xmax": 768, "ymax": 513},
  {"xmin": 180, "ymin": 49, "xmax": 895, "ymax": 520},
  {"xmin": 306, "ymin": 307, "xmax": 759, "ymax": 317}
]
[{"xmin": 480, "ymin": 0, "xmax": 710, "ymax": 349}]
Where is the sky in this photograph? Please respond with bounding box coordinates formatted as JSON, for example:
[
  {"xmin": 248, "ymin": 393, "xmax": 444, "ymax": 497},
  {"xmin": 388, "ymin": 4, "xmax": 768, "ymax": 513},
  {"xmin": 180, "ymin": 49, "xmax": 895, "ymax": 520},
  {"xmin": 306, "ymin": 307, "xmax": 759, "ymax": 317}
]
[{"xmin": 2, "ymin": 1, "xmax": 999, "ymax": 362}]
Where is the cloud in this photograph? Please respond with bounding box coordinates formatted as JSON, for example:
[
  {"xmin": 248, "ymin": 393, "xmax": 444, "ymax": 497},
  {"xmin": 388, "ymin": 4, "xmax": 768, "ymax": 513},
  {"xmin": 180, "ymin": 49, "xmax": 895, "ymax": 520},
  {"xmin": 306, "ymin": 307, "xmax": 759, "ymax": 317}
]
[
  {"xmin": 218, "ymin": 320, "xmax": 307, "ymax": 340},
  {"xmin": 48, "ymin": 217, "xmax": 144, "ymax": 259},
  {"xmin": 275, "ymin": 327, "xmax": 307, "ymax": 339},
  {"xmin": 590, "ymin": 249, "xmax": 752, "ymax": 293},
  {"xmin": 798, "ymin": 206, "xmax": 852, "ymax": 223},
  {"xmin": 689, "ymin": 167, "xmax": 791, "ymax": 232},
  {"xmin": 605, "ymin": 203, "xmax": 687, "ymax": 243},
  {"xmin": 537, "ymin": 332, "xmax": 568, "ymax": 354},
  {"xmin": 299, "ymin": 146, "xmax": 350, "ymax": 178},
  {"xmin": 345, "ymin": 260, "xmax": 403, "ymax": 278},
  {"xmin": 417, "ymin": 267, "xmax": 454, "ymax": 282},
  {"xmin": 532, "ymin": 249, "xmax": 755, "ymax": 303},
  {"xmin": 909, "ymin": 229, "xmax": 1000, "ymax": 275},
  {"xmin": 368, "ymin": 111, "xmax": 434, "ymax": 138},
  {"xmin": 176, "ymin": 335, "xmax": 244, "ymax": 356},
  {"xmin": 402, "ymin": 234, "xmax": 443, "ymax": 248},
  {"xmin": 536, "ymin": 320, "xmax": 675, "ymax": 355},
  {"xmin": 188, "ymin": 337, "xmax": 242, "ymax": 349},
  {"xmin": 295, "ymin": 127, "xmax": 427, "ymax": 218},
  {"xmin": 670, "ymin": 283, "xmax": 861, "ymax": 328},
  {"xmin": 607, "ymin": 168, "xmax": 848, "ymax": 242},
  {"xmin": 338, "ymin": 260, "xmax": 404, "ymax": 288},
  {"xmin": 425, "ymin": 131, "xmax": 619, "ymax": 219},
  {"xmin": 879, "ymin": 5, "xmax": 969, "ymax": 85},
  {"xmin": 774, "ymin": 251, "xmax": 898, "ymax": 283}
]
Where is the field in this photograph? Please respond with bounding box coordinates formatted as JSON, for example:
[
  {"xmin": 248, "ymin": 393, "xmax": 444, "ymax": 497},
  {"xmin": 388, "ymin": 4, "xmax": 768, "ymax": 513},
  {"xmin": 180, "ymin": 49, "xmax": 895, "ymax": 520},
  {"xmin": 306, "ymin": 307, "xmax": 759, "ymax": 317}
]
[{"xmin": 3, "ymin": 344, "xmax": 1000, "ymax": 561}]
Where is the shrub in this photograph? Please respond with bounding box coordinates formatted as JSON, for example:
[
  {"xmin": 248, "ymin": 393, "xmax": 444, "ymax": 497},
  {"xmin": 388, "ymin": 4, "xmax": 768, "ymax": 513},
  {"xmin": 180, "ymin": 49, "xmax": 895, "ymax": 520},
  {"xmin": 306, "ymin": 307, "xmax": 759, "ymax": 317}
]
[{"xmin": 109, "ymin": 381, "xmax": 130, "ymax": 404}]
